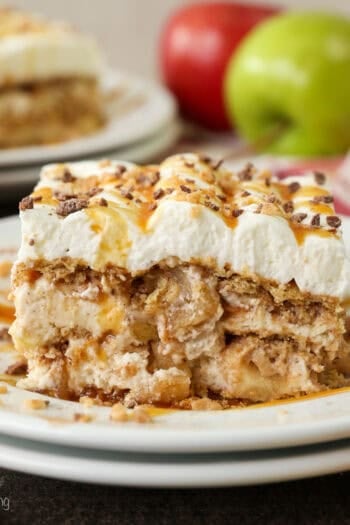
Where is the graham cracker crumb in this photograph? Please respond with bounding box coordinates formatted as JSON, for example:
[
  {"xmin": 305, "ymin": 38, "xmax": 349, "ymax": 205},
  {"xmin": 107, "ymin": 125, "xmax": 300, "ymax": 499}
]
[
  {"xmin": 132, "ymin": 407, "xmax": 153, "ymax": 423},
  {"xmin": 74, "ymin": 412, "xmax": 93, "ymax": 423},
  {"xmin": 23, "ymin": 398, "xmax": 49, "ymax": 410},
  {"xmin": 110, "ymin": 402, "xmax": 129, "ymax": 422}
]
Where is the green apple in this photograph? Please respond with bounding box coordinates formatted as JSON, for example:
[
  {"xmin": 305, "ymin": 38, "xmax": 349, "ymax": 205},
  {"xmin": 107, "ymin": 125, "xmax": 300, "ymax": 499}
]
[{"xmin": 224, "ymin": 12, "xmax": 350, "ymax": 156}]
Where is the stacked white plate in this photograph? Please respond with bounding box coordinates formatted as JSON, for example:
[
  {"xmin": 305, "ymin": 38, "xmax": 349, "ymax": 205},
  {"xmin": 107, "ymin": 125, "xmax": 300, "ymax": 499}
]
[
  {"xmin": 1, "ymin": 215, "xmax": 350, "ymax": 488},
  {"xmin": 0, "ymin": 69, "xmax": 180, "ymax": 200}
]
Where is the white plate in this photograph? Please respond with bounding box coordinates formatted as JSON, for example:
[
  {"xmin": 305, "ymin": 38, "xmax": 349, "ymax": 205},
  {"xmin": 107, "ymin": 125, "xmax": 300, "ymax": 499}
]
[
  {"xmin": 0, "ymin": 119, "xmax": 181, "ymax": 196},
  {"xmin": 0, "ymin": 69, "xmax": 177, "ymax": 168},
  {"xmin": 1, "ymin": 216, "xmax": 350, "ymax": 454},
  {"xmin": 0, "ymin": 433, "xmax": 349, "ymax": 487}
]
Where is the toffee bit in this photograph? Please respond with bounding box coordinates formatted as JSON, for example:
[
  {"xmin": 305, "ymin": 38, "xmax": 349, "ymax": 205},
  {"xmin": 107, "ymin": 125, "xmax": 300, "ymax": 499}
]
[
  {"xmin": 238, "ymin": 162, "xmax": 254, "ymax": 181},
  {"xmin": 217, "ymin": 194, "xmax": 226, "ymax": 202},
  {"xmin": 62, "ymin": 169, "xmax": 76, "ymax": 183},
  {"xmin": 56, "ymin": 198, "xmax": 88, "ymax": 217},
  {"xmin": 6, "ymin": 360, "xmax": 28, "ymax": 376},
  {"xmin": 311, "ymin": 214, "xmax": 321, "ymax": 227},
  {"xmin": 314, "ymin": 171, "xmax": 326, "ymax": 185},
  {"xmin": 212, "ymin": 158, "xmax": 224, "ymax": 170},
  {"xmin": 313, "ymin": 195, "xmax": 334, "ymax": 204},
  {"xmin": 326, "ymin": 215, "xmax": 341, "ymax": 228},
  {"xmin": 153, "ymin": 188, "xmax": 165, "ymax": 200},
  {"xmin": 97, "ymin": 198, "xmax": 108, "ymax": 207},
  {"xmin": 291, "ymin": 212, "xmax": 307, "ymax": 223},
  {"xmin": 180, "ymin": 184, "xmax": 191, "ymax": 193},
  {"xmin": 19, "ymin": 196, "xmax": 34, "ymax": 211},
  {"xmin": 232, "ymin": 209, "xmax": 243, "ymax": 218},
  {"xmin": 283, "ymin": 201, "xmax": 294, "ymax": 214},
  {"xmin": 204, "ymin": 201, "xmax": 219, "ymax": 211},
  {"xmin": 28, "ymin": 238, "xmax": 35, "ymax": 246},
  {"xmin": 120, "ymin": 188, "xmax": 133, "ymax": 200},
  {"xmin": 288, "ymin": 181, "xmax": 301, "ymax": 193}
]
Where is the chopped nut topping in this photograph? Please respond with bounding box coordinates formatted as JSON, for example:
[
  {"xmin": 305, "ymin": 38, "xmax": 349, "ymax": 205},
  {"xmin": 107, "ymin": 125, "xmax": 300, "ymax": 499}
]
[
  {"xmin": 86, "ymin": 187, "xmax": 103, "ymax": 197},
  {"xmin": 180, "ymin": 185, "xmax": 191, "ymax": 193},
  {"xmin": 62, "ymin": 169, "xmax": 76, "ymax": 183},
  {"xmin": 327, "ymin": 215, "xmax": 341, "ymax": 228},
  {"xmin": 313, "ymin": 195, "xmax": 333, "ymax": 204},
  {"xmin": 53, "ymin": 191, "xmax": 75, "ymax": 201},
  {"xmin": 198, "ymin": 154, "xmax": 212, "ymax": 164},
  {"xmin": 238, "ymin": 162, "xmax": 254, "ymax": 181},
  {"xmin": 6, "ymin": 360, "xmax": 27, "ymax": 376},
  {"xmin": 288, "ymin": 182, "xmax": 301, "ymax": 194},
  {"xmin": 314, "ymin": 171, "xmax": 326, "ymax": 185},
  {"xmin": 56, "ymin": 198, "xmax": 88, "ymax": 217},
  {"xmin": 204, "ymin": 201, "xmax": 219, "ymax": 211},
  {"xmin": 241, "ymin": 191, "xmax": 250, "ymax": 197},
  {"xmin": 74, "ymin": 413, "xmax": 93, "ymax": 423},
  {"xmin": 153, "ymin": 188, "xmax": 165, "ymax": 200},
  {"xmin": 148, "ymin": 202, "xmax": 157, "ymax": 211},
  {"xmin": 212, "ymin": 159, "xmax": 224, "ymax": 170},
  {"xmin": 266, "ymin": 194, "xmax": 277, "ymax": 204},
  {"xmin": 29, "ymin": 238, "xmax": 35, "ymax": 246},
  {"xmin": 291, "ymin": 212, "xmax": 307, "ymax": 223},
  {"xmin": 23, "ymin": 399, "xmax": 49, "ymax": 410},
  {"xmin": 97, "ymin": 198, "xmax": 108, "ymax": 207},
  {"xmin": 0, "ymin": 385, "xmax": 7, "ymax": 394},
  {"xmin": 132, "ymin": 407, "xmax": 152, "ymax": 423},
  {"xmin": 283, "ymin": 201, "xmax": 294, "ymax": 214},
  {"xmin": 0, "ymin": 328, "xmax": 11, "ymax": 342},
  {"xmin": 232, "ymin": 209, "xmax": 243, "ymax": 218},
  {"xmin": 110, "ymin": 403, "xmax": 129, "ymax": 422},
  {"xmin": 165, "ymin": 188, "xmax": 174, "ymax": 195},
  {"xmin": 184, "ymin": 161, "xmax": 194, "ymax": 168},
  {"xmin": 19, "ymin": 196, "xmax": 34, "ymax": 211},
  {"xmin": 115, "ymin": 165, "xmax": 127, "ymax": 176},
  {"xmin": 255, "ymin": 204, "xmax": 263, "ymax": 214},
  {"xmin": 311, "ymin": 214, "xmax": 321, "ymax": 227}
]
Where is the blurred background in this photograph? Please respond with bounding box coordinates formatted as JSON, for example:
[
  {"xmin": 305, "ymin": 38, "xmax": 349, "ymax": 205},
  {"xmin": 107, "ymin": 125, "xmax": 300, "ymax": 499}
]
[{"xmin": 8, "ymin": 0, "xmax": 350, "ymax": 78}]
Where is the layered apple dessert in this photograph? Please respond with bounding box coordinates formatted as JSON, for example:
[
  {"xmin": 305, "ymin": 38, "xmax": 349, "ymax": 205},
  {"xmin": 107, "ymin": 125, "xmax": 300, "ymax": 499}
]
[
  {"xmin": 10, "ymin": 154, "xmax": 350, "ymax": 407},
  {"xmin": 0, "ymin": 7, "xmax": 105, "ymax": 147}
]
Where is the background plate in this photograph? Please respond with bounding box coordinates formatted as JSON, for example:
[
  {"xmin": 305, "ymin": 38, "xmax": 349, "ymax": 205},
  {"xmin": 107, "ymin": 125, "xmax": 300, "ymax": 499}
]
[{"xmin": 0, "ymin": 69, "xmax": 177, "ymax": 168}]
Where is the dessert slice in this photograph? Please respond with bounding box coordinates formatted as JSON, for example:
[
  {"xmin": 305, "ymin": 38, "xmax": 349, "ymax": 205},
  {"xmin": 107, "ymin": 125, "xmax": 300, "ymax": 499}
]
[
  {"xmin": 10, "ymin": 155, "xmax": 350, "ymax": 407},
  {"xmin": 0, "ymin": 7, "xmax": 105, "ymax": 147}
]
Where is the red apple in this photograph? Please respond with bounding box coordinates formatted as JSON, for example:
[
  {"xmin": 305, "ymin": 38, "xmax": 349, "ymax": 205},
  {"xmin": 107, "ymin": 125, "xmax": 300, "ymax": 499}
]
[{"xmin": 159, "ymin": 2, "xmax": 279, "ymax": 130}]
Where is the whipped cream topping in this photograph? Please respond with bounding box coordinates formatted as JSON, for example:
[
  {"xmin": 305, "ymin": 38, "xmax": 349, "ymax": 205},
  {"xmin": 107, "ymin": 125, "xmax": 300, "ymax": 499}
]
[
  {"xmin": 0, "ymin": 8, "xmax": 103, "ymax": 85},
  {"xmin": 16, "ymin": 154, "xmax": 350, "ymax": 300}
]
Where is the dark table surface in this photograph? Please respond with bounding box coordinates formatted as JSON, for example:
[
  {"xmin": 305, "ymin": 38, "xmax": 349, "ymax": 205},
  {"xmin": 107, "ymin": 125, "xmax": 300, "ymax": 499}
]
[{"xmin": 1, "ymin": 200, "xmax": 350, "ymax": 525}]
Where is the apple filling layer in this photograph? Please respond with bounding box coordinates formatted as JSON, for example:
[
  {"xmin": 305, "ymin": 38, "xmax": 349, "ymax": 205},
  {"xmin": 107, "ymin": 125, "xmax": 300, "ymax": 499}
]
[
  {"xmin": 11, "ymin": 260, "xmax": 348, "ymax": 406},
  {"xmin": 0, "ymin": 78, "xmax": 105, "ymax": 147}
]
